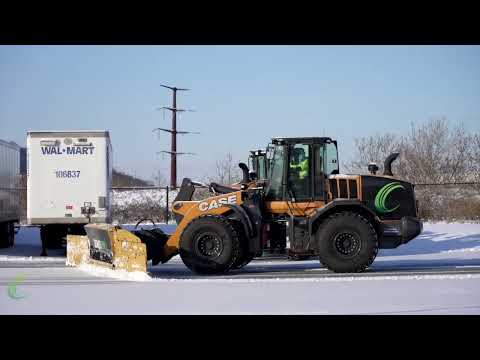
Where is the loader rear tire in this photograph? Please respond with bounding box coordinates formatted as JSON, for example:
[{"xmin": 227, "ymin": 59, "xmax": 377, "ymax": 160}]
[
  {"xmin": 179, "ymin": 215, "xmax": 241, "ymax": 275},
  {"xmin": 316, "ymin": 212, "xmax": 378, "ymax": 273}
]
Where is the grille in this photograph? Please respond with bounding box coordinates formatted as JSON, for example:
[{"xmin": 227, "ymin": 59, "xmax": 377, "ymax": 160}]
[
  {"xmin": 329, "ymin": 178, "xmax": 358, "ymax": 199},
  {"xmin": 349, "ymin": 180, "xmax": 358, "ymax": 198},
  {"xmin": 330, "ymin": 179, "xmax": 338, "ymax": 198},
  {"xmin": 339, "ymin": 179, "xmax": 348, "ymax": 196}
]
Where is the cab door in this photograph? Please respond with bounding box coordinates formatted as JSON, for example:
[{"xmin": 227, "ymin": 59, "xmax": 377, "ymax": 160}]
[{"xmin": 265, "ymin": 142, "xmax": 326, "ymax": 215}]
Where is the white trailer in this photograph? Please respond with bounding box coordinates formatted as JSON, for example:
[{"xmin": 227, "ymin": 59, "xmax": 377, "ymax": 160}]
[
  {"xmin": 27, "ymin": 131, "xmax": 112, "ymax": 249},
  {"xmin": 0, "ymin": 139, "xmax": 21, "ymax": 247}
]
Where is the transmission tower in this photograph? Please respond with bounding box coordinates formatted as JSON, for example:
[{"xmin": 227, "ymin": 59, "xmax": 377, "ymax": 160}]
[{"xmin": 153, "ymin": 84, "xmax": 199, "ymax": 189}]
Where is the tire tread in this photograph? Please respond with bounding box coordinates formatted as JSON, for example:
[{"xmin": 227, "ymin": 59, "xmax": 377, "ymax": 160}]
[
  {"xmin": 180, "ymin": 214, "xmax": 241, "ymax": 274},
  {"xmin": 317, "ymin": 211, "xmax": 378, "ymax": 273}
]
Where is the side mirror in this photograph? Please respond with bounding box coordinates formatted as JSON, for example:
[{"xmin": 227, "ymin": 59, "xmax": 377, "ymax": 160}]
[{"xmin": 249, "ymin": 171, "xmax": 257, "ymax": 181}]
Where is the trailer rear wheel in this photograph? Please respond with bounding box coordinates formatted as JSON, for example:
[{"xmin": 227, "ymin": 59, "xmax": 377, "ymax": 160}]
[
  {"xmin": 8, "ymin": 222, "xmax": 15, "ymax": 247},
  {"xmin": 180, "ymin": 215, "xmax": 241, "ymax": 275},
  {"xmin": 0, "ymin": 222, "xmax": 15, "ymax": 248},
  {"xmin": 40, "ymin": 225, "xmax": 67, "ymax": 249},
  {"xmin": 316, "ymin": 212, "xmax": 378, "ymax": 273}
]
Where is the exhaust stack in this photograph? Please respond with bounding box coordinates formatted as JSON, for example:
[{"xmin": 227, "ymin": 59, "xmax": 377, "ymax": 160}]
[
  {"xmin": 383, "ymin": 152, "xmax": 400, "ymax": 176},
  {"xmin": 239, "ymin": 162, "xmax": 250, "ymax": 183}
]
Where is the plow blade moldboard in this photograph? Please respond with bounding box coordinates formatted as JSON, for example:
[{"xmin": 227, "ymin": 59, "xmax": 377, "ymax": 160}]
[{"xmin": 66, "ymin": 224, "xmax": 148, "ymax": 273}]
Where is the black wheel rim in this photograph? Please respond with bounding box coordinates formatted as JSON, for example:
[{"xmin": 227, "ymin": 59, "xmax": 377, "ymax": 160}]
[
  {"xmin": 194, "ymin": 232, "xmax": 224, "ymax": 259},
  {"xmin": 333, "ymin": 231, "xmax": 361, "ymax": 258}
]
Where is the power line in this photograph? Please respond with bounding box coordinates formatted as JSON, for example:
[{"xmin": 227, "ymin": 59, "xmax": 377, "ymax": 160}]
[{"xmin": 414, "ymin": 182, "xmax": 480, "ymax": 186}]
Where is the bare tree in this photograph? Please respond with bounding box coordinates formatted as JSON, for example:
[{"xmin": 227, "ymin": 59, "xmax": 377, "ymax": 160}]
[
  {"xmin": 346, "ymin": 118, "xmax": 480, "ymax": 221},
  {"xmin": 185, "ymin": 152, "xmax": 244, "ymax": 202},
  {"xmin": 345, "ymin": 133, "xmax": 401, "ymax": 174},
  {"xmin": 398, "ymin": 118, "xmax": 474, "ymax": 184},
  {"xmin": 206, "ymin": 152, "xmax": 242, "ymax": 185},
  {"xmin": 346, "ymin": 118, "xmax": 478, "ymax": 184},
  {"xmin": 470, "ymin": 133, "xmax": 480, "ymax": 183}
]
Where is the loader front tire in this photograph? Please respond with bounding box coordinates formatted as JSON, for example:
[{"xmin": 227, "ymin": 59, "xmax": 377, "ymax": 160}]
[
  {"xmin": 232, "ymin": 252, "xmax": 255, "ymax": 270},
  {"xmin": 316, "ymin": 212, "xmax": 378, "ymax": 273},
  {"xmin": 230, "ymin": 221, "xmax": 255, "ymax": 270},
  {"xmin": 180, "ymin": 215, "xmax": 241, "ymax": 275}
]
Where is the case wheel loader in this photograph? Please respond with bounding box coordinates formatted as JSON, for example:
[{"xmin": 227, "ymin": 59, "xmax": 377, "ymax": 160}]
[{"xmin": 67, "ymin": 137, "xmax": 423, "ymax": 275}]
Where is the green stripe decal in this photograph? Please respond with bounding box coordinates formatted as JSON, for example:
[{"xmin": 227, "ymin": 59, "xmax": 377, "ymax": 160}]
[
  {"xmin": 374, "ymin": 182, "xmax": 405, "ymax": 214},
  {"xmin": 7, "ymin": 273, "xmax": 27, "ymax": 300}
]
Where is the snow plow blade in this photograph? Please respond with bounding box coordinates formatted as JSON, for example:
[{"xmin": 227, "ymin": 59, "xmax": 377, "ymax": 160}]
[{"xmin": 66, "ymin": 223, "xmax": 170, "ymax": 273}]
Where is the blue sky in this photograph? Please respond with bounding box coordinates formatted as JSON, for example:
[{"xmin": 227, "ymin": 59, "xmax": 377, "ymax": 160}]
[{"xmin": 1, "ymin": 45, "xmax": 479, "ymax": 182}]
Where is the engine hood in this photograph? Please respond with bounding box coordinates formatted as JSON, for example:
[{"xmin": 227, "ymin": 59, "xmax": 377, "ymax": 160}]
[{"xmin": 360, "ymin": 175, "xmax": 417, "ymax": 220}]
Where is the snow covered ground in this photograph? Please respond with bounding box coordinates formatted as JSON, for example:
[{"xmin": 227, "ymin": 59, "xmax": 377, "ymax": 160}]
[{"xmin": 0, "ymin": 222, "xmax": 479, "ymax": 314}]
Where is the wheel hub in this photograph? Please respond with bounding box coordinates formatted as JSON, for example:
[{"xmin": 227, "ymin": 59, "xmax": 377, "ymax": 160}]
[
  {"xmin": 196, "ymin": 232, "xmax": 223, "ymax": 258},
  {"xmin": 334, "ymin": 232, "xmax": 361, "ymax": 257}
]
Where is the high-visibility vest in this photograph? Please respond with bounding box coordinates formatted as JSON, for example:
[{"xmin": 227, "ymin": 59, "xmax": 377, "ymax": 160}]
[
  {"xmin": 299, "ymin": 159, "xmax": 309, "ymax": 178},
  {"xmin": 291, "ymin": 159, "xmax": 309, "ymax": 179}
]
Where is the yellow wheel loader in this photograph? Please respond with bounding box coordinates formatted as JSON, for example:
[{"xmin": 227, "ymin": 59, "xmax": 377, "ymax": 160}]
[{"xmin": 67, "ymin": 137, "xmax": 423, "ymax": 275}]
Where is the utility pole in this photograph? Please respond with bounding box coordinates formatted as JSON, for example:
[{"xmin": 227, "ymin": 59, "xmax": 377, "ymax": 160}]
[{"xmin": 154, "ymin": 84, "xmax": 198, "ymax": 189}]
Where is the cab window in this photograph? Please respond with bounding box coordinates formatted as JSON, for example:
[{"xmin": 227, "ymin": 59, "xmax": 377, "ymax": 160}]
[
  {"xmin": 288, "ymin": 144, "xmax": 311, "ymax": 200},
  {"xmin": 257, "ymin": 155, "xmax": 266, "ymax": 179},
  {"xmin": 314, "ymin": 144, "xmax": 325, "ymax": 199},
  {"xmin": 324, "ymin": 142, "xmax": 339, "ymax": 175},
  {"xmin": 266, "ymin": 145, "xmax": 285, "ymax": 200}
]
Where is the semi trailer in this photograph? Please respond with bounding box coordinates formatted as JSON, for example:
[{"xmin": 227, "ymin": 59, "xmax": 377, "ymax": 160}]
[
  {"xmin": 0, "ymin": 139, "xmax": 21, "ymax": 247},
  {"xmin": 27, "ymin": 130, "xmax": 112, "ymax": 250}
]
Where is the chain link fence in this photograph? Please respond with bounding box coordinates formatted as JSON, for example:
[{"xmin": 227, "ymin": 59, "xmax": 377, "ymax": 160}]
[
  {"xmin": 17, "ymin": 182, "xmax": 480, "ymax": 225},
  {"xmin": 110, "ymin": 185, "xmax": 218, "ymax": 224},
  {"xmin": 111, "ymin": 186, "xmax": 177, "ymax": 224}
]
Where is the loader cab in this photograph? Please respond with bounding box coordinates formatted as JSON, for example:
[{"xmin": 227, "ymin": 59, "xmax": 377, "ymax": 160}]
[{"xmin": 265, "ymin": 137, "xmax": 339, "ymax": 202}]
